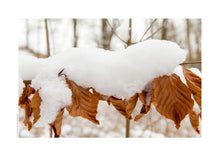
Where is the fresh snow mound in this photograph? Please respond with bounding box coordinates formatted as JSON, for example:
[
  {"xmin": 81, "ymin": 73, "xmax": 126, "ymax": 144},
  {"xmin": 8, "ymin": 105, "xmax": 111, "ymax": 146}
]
[
  {"xmin": 62, "ymin": 39, "xmax": 185, "ymax": 99},
  {"xmin": 20, "ymin": 39, "xmax": 186, "ymax": 126},
  {"xmin": 22, "ymin": 39, "xmax": 186, "ymax": 100},
  {"xmin": 19, "ymin": 55, "xmax": 46, "ymax": 80}
]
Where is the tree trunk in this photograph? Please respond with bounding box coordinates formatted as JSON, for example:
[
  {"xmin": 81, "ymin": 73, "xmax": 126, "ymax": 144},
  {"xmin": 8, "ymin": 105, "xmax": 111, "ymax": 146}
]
[
  {"xmin": 101, "ymin": 19, "xmax": 114, "ymax": 50},
  {"xmin": 186, "ymin": 19, "xmax": 192, "ymax": 61},
  {"xmin": 44, "ymin": 19, "xmax": 50, "ymax": 57},
  {"xmin": 161, "ymin": 19, "xmax": 168, "ymax": 40},
  {"xmin": 73, "ymin": 19, "xmax": 78, "ymax": 47}
]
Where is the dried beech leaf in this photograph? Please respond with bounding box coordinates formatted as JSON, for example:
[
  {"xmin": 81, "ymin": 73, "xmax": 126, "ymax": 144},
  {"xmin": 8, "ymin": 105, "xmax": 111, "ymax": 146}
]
[
  {"xmin": 50, "ymin": 108, "xmax": 65, "ymax": 138},
  {"xmin": 30, "ymin": 90, "xmax": 41, "ymax": 124},
  {"xmin": 183, "ymin": 67, "xmax": 201, "ymax": 110},
  {"xmin": 23, "ymin": 104, "xmax": 32, "ymax": 131},
  {"xmin": 92, "ymin": 88, "xmax": 105, "ymax": 101},
  {"xmin": 65, "ymin": 76, "xmax": 100, "ymax": 124},
  {"xmin": 107, "ymin": 96, "xmax": 127, "ymax": 117},
  {"xmin": 126, "ymin": 93, "xmax": 138, "ymax": 119},
  {"xmin": 152, "ymin": 74, "xmax": 194, "ymax": 129},
  {"xmin": 134, "ymin": 91, "xmax": 151, "ymax": 121},
  {"xmin": 189, "ymin": 110, "xmax": 200, "ymax": 134},
  {"xmin": 107, "ymin": 94, "xmax": 138, "ymax": 120},
  {"xmin": 19, "ymin": 84, "xmax": 35, "ymax": 131},
  {"xmin": 19, "ymin": 84, "xmax": 35, "ymax": 108}
]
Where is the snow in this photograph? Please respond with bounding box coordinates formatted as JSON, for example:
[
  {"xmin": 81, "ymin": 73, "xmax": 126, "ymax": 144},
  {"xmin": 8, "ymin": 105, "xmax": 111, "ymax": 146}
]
[
  {"xmin": 19, "ymin": 39, "xmax": 186, "ymax": 126},
  {"xmin": 131, "ymin": 99, "xmax": 143, "ymax": 119},
  {"xmin": 59, "ymin": 39, "xmax": 185, "ymax": 99},
  {"xmin": 19, "ymin": 77, "xmax": 25, "ymax": 97},
  {"xmin": 31, "ymin": 69, "xmax": 72, "ymax": 126},
  {"xmin": 173, "ymin": 65, "xmax": 187, "ymax": 85},
  {"xmin": 19, "ymin": 55, "xmax": 46, "ymax": 80}
]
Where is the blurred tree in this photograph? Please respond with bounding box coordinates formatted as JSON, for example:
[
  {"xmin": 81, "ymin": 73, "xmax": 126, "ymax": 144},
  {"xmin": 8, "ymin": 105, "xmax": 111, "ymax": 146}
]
[
  {"xmin": 72, "ymin": 19, "xmax": 78, "ymax": 47},
  {"xmin": 161, "ymin": 19, "xmax": 168, "ymax": 40},
  {"xmin": 101, "ymin": 19, "xmax": 114, "ymax": 50},
  {"xmin": 186, "ymin": 19, "xmax": 192, "ymax": 61}
]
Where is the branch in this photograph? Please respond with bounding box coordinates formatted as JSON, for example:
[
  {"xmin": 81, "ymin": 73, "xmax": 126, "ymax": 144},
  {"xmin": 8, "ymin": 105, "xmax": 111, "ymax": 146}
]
[
  {"xmin": 180, "ymin": 61, "xmax": 201, "ymax": 65},
  {"xmin": 106, "ymin": 19, "xmax": 127, "ymax": 44},
  {"xmin": 139, "ymin": 18, "xmax": 157, "ymax": 42},
  {"xmin": 142, "ymin": 20, "xmax": 168, "ymax": 41},
  {"xmin": 19, "ymin": 46, "xmax": 48, "ymax": 58},
  {"xmin": 126, "ymin": 19, "xmax": 133, "ymax": 46}
]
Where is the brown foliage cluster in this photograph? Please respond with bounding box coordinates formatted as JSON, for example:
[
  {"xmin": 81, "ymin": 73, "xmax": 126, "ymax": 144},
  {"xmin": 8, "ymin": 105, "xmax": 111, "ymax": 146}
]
[
  {"xmin": 19, "ymin": 66, "xmax": 201, "ymax": 137},
  {"xmin": 19, "ymin": 85, "xmax": 41, "ymax": 131}
]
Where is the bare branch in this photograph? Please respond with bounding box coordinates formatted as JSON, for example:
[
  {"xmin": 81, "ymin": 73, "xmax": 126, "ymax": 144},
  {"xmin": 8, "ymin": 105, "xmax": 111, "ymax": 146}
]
[
  {"xmin": 106, "ymin": 19, "xmax": 127, "ymax": 44},
  {"xmin": 180, "ymin": 61, "xmax": 201, "ymax": 65},
  {"xmin": 142, "ymin": 20, "xmax": 168, "ymax": 41},
  {"xmin": 139, "ymin": 18, "xmax": 157, "ymax": 42},
  {"xmin": 19, "ymin": 46, "xmax": 47, "ymax": 58}
]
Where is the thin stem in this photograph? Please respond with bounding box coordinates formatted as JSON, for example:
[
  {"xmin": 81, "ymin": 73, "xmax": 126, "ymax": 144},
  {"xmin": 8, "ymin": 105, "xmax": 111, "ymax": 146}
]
[
  {"xmin": 125, "ymin": 19, "xmax": 133, "ymax": 138},
  {"xmin": 50, "ymin": 126, "xmax": 53, "ymax": 138},
  {"xmin": 139, "ymin": 18, "xmax": 157, "ymax": 42},
  {"xmin": 142, "ymin": 20, "xmax": 168, "ymax": 41},
  {"xmin": 125, "ymin": 119, "xmax": 130, "ymax": 138},
  {"xmin": 106, "ymin": 19, "xmax": 127, "ymax": 44}
]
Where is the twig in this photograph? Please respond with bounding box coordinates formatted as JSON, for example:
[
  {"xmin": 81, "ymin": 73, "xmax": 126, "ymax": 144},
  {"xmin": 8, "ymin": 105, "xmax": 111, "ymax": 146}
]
[
  {"xmin": 106, "ymin": 19, "xmax": 127, "ymax": 44},
  {"xmin": 125, "ymin": 19, "xmax": 133, "ymax": 138},
  {"xmin": 139, "ymin": 18, "xmax": 157, "ymax": 42},
  {"xmin": 142, "ymin": 20, "xmax": 168, "ymax": 41},
  {"xmin": 180, "ymin": 61, "xmax": 201, "ymax": 65},
  {"xmin": 58, "ymin": 68, "xmax": 65, "ymax": 77}
]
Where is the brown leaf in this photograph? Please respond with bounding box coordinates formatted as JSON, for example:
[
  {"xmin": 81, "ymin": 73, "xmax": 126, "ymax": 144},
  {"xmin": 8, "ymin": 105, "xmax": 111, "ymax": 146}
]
[
  {"xmin": 19, "ymin": 84, "xmax": 35, "ymax": 108},
  {"xmin": 152, "ymin": 74, "xmax": 194, "ymax": 129},
  {"xmin": 126, "ymin": 93, "xmax": 138, "ymax": 119},
  {"xmin": 19, "ymin": 84, "xmax": 35, "ymax": 131},
  {"xmin": 189, "ymin": 110, "xmax": 200, "ymax": 134},
  {"xmin": 30, "ymin": 90, "xmax": 41, "ymax": 124},
  {"xmin": 183, "ymin": 67, "xmax": 201, "ymax": 110},
  {"xmin": 49, "ymin": 108, "xmax": 65, "ymax": 138},
  {"xmin": 65, "ymin": 76, "xmax": 101, "ymax": 124},
  {"xmin": 107, "ymin": 93, "xmax": 138, "ymax": 120},
  {"xmin": 134, "ymin": 91, "xmax": 151, "ymax": 121},
  {"xmin": 107, "ymin": 96, "xmax": 127, "ymax": 117}
]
